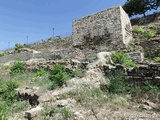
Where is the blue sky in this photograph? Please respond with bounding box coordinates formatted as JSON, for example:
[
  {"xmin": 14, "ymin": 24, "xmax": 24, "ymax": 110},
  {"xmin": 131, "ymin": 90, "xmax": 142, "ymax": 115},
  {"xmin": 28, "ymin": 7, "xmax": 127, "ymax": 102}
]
[{"xmin": 0, "ymin": 0, "xmax": 127, "ymax": 51}]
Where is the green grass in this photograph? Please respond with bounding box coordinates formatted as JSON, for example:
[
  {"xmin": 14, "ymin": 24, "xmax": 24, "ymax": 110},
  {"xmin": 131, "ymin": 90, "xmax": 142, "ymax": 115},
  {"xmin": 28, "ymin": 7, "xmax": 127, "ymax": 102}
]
[
  {"xmin": 142, "ymin": 29, "xmax": 156, "ymax": 39},
  {"xmin": 33, "ymin": 68, "xmax": 48, "ymax": 77},
  {"xmin": 133, "ymin": 27, "xmax": 144, "ymax": 34},
  {"xmin": 38, "ymin": 105, "xmax": 71, "ymax": 120},
  {"xmin": 154, "ymin": 57, "xmax": 160, "ymax": 62},
  {"xmin": 13, "ymin": 101, "xmax": 27, "ymax": 113}
]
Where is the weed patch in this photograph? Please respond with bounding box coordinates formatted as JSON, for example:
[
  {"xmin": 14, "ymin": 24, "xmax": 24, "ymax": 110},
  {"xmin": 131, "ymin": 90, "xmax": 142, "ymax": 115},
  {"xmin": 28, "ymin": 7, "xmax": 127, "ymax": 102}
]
[
  {"xmin": 133, "ymin": 27, "xmax": 144, "ymax": 34},
  {"xmin": 10, "ymin": 61, "xmax": 26, "ymax": 76},
  {"xmin": 111, "ymin": 51, "xmax": 137, "ymax": 67}
]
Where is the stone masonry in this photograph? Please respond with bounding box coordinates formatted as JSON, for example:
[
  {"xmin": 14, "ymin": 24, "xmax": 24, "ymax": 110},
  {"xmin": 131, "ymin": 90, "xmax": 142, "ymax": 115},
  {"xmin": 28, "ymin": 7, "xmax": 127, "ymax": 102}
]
[{"xmin": 72, "ymin": 6, "xmax": 132, "ymax": 58}]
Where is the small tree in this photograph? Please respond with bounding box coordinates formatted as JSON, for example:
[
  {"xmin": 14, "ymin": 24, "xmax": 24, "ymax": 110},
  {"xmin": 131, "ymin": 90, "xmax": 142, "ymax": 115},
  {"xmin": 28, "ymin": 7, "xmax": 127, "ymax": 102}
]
[{"xmin": 49, "ymin": 64, "xmax": 68, "ymax": 89}]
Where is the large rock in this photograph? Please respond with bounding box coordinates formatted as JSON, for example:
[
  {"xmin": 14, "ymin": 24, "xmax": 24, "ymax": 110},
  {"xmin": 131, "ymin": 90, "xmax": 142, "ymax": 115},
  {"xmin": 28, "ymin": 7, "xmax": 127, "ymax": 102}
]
[{"xmin": 25, "ymin": 105, "xmax": 44, "ymax": 120}]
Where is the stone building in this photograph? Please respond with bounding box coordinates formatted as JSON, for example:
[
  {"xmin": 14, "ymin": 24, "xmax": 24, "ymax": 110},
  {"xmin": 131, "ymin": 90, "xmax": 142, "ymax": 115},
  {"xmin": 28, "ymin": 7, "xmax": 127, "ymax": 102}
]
[{"xmin": 72, "ymin": 6, "xmax": 132, "ymax": 58}]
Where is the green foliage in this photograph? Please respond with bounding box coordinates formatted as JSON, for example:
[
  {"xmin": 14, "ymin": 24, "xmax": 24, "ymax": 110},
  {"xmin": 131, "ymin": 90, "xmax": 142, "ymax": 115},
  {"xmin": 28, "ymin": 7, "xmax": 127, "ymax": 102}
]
[
  {"xmin": 123, "ymin": 60, "xmax": 138, "ymax": 67},
  {"xmin": 103, "ymin": 69, "xmax": 160, "ymax": 99},
  {"xmin": 49, "ymin": 64, "xmax": 69, "ymax": 89},
  {"xmin": 55, "ymin": 35, "xmax": 61, "ymax": 39},
  {"xmin": 63, "ymin": 107, "xmax": 70, "ymax": 119},
  {"xmin": 142, "ymin": 29, "xmax": 156, "ymax": 38},
  {"xmin": 10, "ymin": 61, "xmax": 26, "ymax": 76},
  {"xmin": 105, "ymin": 70, "xmax": 126, "ymax": 93},
  {"xmin": 0, "ymin": 79, "xmax": 19, "ymax": 119},
  {"xmin": 0, "ymin": 53, "xmax": 5, "ymax": 57},
  {"xmin": 13, "ymin": 101, "xmax": 27, "ymax": 112},
  {"xmin": 154, "ymin": 57, "xmax": 160, "ymax": 62},
  {"xmin": 111, "ymin": 51, "xmax": 137, "ymax": 67},
  {"xmin": 15, "ymin": 43, "xmax": 24, "ymax": 53},
  {"xmin": 111, "ymin": 51, "xmax": 128, "ymax": 64},
  {"xmin": 34, "ymin": 68, "xmax": 48, "ymax": 77},
  {"xmin": 133, "ymin": 27, "xmax": 144, "ymax": 34},
  {"xmin": 0, "ymin": 80, "xmax": 19, "ymax": 106},
  {"xmin": 141, "ymin": 81, "xmax": 160, "ymax": 93},
  {"xmin": 123, "ymin": 0, "xmax": 159, "ymax": 17},
  {"xmin": 0, "ymin": 102, "xmax": 8, "ymax": 120},
  {"xmin": 49, "ymin": 64, "xmax": 83, "ymax": 89},
  {"xmin": 53, "ymin": 35, "xmax": 62, "ymax": 41},
  {"xmin": 48, "ymin": 37, "xmax": 52, "ymax": 41}
]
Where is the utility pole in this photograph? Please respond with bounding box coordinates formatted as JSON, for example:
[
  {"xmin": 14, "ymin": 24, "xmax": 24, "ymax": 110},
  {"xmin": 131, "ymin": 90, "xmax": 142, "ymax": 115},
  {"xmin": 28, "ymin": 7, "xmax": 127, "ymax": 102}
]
[
  {"xmin": 53, "ymin": 28, "xmax": 54, "ymax": 39},
  {"xmin": 26, "ymin": 36, "xmax": 28, "ymax": 45}
]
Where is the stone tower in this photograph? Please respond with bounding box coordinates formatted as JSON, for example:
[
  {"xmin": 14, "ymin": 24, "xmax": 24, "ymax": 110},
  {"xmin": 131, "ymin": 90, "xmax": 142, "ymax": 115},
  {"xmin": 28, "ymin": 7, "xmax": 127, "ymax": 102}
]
[{"xmin": 72, "ymin": 6, "xmax": 132, "ymax": 58}]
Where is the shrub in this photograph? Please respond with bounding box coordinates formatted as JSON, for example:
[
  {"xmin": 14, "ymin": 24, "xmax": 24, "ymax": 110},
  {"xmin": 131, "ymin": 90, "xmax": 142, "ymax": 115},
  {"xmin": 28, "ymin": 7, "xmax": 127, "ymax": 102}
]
[
  {"xmin": 0, "ymin": 53, "xmax": 5, "ymax": 57},
  {"xmin": 141, "ymin": 81, "xmax": 159, "ymax": 93},
  {"xmin": 154, "ymin": 57, "xmax": 160, "ymax": 62},
  {"xmin": 48, "ymin": 37, "xmax": 52, "ymax": 41},
  {"xmin": 49, "ymin": 64, "xmax": 85, "ymax": 89},
  {"xmin": 105, "ymin": 70, "xmax": 126, "ymax": 93},
  {"xmin": 142, "ymin": 29, "xmax": 156, "ymax": 38},
  {"xmin": 111, "ymin": 51, "xmax": 137, "ymax": 67},
  {"xmin": 0, "ymin": 79, "xmax": 19, "ymax": 119},
  {"xmin": 10, "ymin": 61, "xmax": 26, "ymax": 76},
  {"xmin": 49, "ymin": 64, "xmax": 69, "ymax": 89},
  {"xmin": 15, "ymin": 43, "xmax": 24, "ymax": 53},
  {"xmin": 34, "ymin": 68, "xmax": 48, "ymax": 77},
  {"xmin": 111, "ymin": 51, "xmax": 128, "ymax": 64},
  {"xmin": 0, "ymin": 80, "xmax": 19, "ymax": 105},
  {"xmin": 133, "ymin": 27, "xmax": 144, "ymax": 34}
]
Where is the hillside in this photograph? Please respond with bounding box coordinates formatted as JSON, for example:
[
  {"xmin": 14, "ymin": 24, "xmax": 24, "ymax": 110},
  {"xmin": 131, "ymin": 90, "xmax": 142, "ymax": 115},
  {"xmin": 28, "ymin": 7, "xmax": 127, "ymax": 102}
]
[{"xmin": 0, "ymin": 7, "xmax": 160, "ymax": 120}]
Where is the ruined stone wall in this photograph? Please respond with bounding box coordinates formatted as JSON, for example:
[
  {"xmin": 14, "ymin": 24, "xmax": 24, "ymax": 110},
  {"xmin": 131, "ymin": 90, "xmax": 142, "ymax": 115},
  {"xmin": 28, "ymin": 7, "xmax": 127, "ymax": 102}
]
[
  {"xmin": 0, "ymin": 49, "xmax": 75, "ymax": 63},
  {"xmin": 72, "ymin": 6, "xmax": 132, "ymax": 58},
  {"xmin": 135, "ymin": 37, "xmax": 160, "ymax": 58},
  {"xmin": 0, "ymin": 52, "xmax": 33, "ymax": 63},
  {"xmin": 105, "ymin": 63, "xmax": 160, "ymax": 86},
  {"xmin": 27, "ymin": 36, "xmax": 73, "ymax": 51},
  {"xmin": 126, "ymin": 63, "xmax": 160, "ymax": 85}
]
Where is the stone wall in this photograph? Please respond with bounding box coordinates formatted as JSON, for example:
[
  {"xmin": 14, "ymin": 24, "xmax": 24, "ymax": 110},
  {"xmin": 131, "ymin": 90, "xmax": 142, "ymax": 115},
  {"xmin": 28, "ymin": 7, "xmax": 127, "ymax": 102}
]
[
  {"xmin": 104, "ymin": 63, "xmax": 160, "ymax": 86},
  {"xmin": 72, "ymin": 6, "xmax": 132, "ymax": 58},
  {"xmin": 126, "ymin": 63, "xmax": 160, "ymax": 86},
  {"xmin": 0, "ymin": 52, "xmax": 33, "ymax": 63},
  {"xmin": 0, "ymin": 49, "xmax": 75, "ymax": 63},
  {"xmin": 135, "ymin": 37, "xmax": 160, "ymax": 58},
  {"xmin": 27, "ymin": 36, "xmax": 73, "ymax": 51}
]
